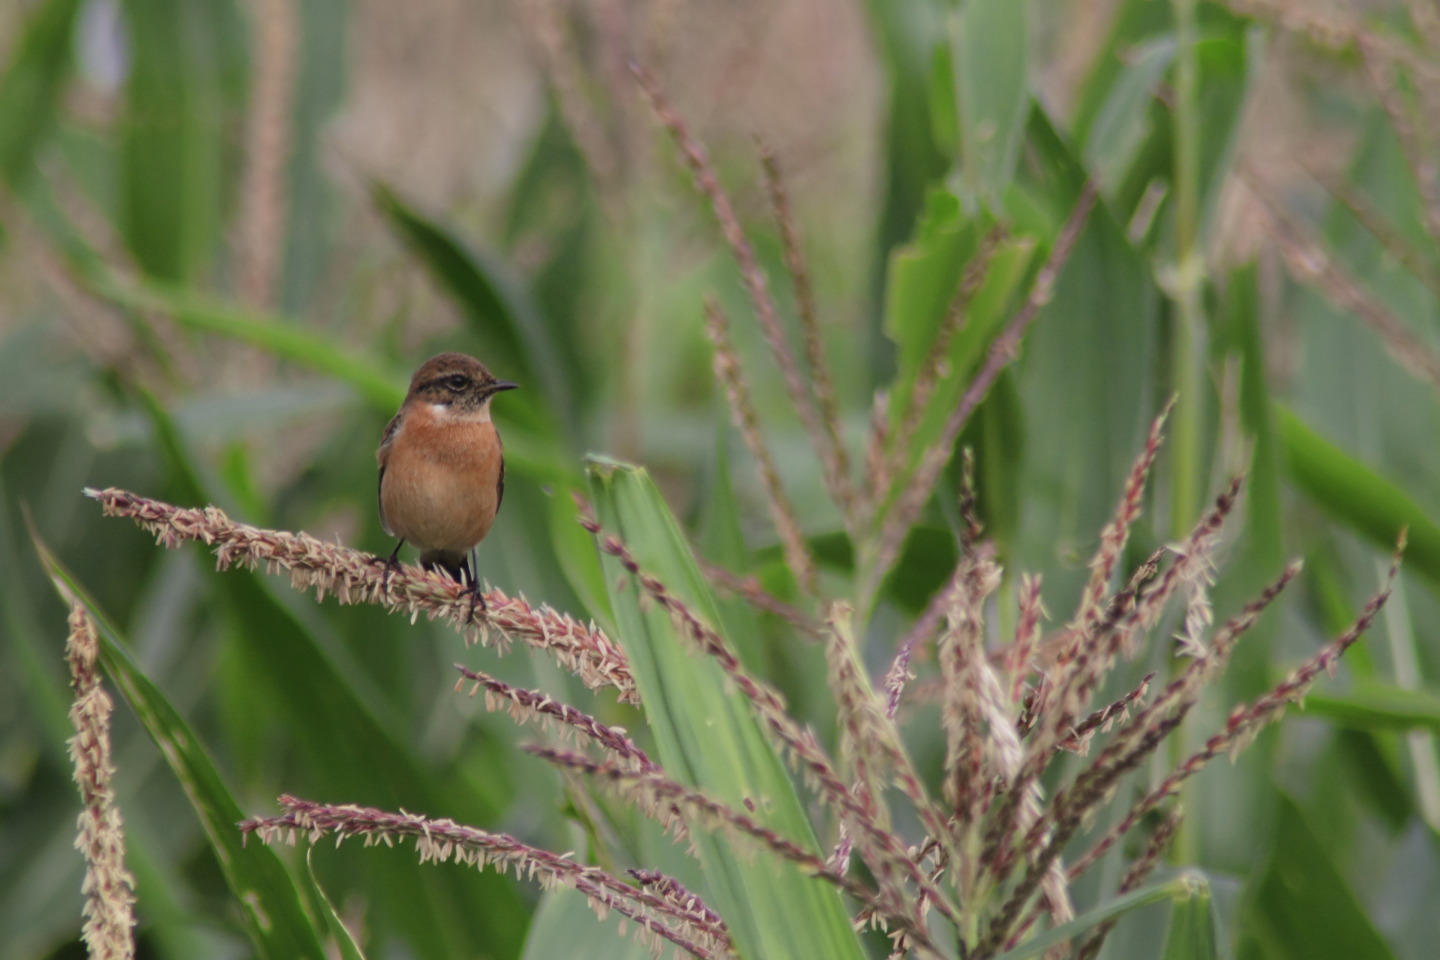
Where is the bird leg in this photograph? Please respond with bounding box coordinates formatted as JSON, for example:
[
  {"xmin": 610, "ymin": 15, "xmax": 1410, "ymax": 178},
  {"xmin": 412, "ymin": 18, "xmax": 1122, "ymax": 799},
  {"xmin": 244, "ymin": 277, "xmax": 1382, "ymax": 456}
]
[
  {"xmin": 380, "ymin": 541, "xmax": 406, "ymax": 594},
  {"xmin": 460, "ymin": 551, "xmax": 488, "ymax": 622},
  {"xmin": 421, "ymin": 554, "xmax": 487, "ymax": 623}
]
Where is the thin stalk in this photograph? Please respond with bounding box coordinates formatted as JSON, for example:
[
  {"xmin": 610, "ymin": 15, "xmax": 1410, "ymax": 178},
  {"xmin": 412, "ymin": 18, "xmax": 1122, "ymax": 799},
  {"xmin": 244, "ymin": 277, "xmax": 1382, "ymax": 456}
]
[
  {"xmin": 1169, "ymin": 0, "xmax": 1206, "ymax": 541},
  {"xmin": 1379, "ymin": 562, "xmax": 1440, "ymax": 830},
  {"xmin": 1168, "ymin": 0, "xmax": 1206, "ymax": 868}
]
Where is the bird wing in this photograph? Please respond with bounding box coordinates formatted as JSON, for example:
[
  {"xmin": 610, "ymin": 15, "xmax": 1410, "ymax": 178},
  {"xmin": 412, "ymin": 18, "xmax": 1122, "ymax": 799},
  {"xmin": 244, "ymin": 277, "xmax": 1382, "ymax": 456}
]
[
  {"xmin": 496, "ymin": 448, "xmax": 505, "ymax": 514},
  {"xmin": 377, "ymin": 412, "xmax": 403, "ymax": 537}
]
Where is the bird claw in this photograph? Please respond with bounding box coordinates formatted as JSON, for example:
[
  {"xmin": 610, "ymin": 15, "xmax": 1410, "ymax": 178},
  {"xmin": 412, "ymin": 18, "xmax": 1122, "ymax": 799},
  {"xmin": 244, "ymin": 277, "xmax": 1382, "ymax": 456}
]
[
  {"xmin": 379, "ymin": 554, "xmax": 404, "ymax": 596},
  {"xmin": 462, "ymin": 580, "xmax": 487, "ymax": 623}
]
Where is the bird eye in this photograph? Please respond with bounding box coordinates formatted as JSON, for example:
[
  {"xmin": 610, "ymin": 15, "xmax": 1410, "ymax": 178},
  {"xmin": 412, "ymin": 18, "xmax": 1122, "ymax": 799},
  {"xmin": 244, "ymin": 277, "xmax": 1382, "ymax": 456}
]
[{"xmin": 445, "ymin": 374, "xmax": 469, "ymax": 390}]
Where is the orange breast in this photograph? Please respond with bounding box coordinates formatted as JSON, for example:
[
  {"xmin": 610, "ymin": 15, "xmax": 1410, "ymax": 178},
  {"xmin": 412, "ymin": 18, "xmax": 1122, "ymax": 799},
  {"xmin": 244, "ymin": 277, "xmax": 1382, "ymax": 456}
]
[{"xmin": 380, "ymin": 417, "xmax": 503, "ymax": 554}]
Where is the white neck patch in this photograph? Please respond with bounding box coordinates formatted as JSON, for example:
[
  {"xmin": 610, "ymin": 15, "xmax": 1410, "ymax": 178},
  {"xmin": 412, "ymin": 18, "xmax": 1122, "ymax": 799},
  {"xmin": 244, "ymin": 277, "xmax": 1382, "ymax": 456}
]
[{"xmin": 428, "ymin": 398, "xmax": 492, "ymax": 423}]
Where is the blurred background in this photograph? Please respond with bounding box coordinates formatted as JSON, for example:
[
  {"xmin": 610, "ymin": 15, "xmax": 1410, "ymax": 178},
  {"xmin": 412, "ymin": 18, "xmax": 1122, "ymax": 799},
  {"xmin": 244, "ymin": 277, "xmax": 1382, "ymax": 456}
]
[{"xmin": 3, "ymin": 0, "xmax": 1440, "ymax": 958}]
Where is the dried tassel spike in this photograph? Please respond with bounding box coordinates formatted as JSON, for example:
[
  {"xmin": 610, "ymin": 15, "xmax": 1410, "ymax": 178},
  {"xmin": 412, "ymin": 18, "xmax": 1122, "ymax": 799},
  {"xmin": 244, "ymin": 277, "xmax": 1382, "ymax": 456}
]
[
  {"xmin": 1007, "ymin": 573, "xmax": 1047, "ymax": 705},
  {"xmin": 85, "ymin": 488, "xmax": 637, "ymax": 703},
  {"xmin": 759, "ymin": 141, "xmax": 858, "ymax": 528},
  {"xmin": 859, "ymin": 389, "xmax": 893, "ymax": 527},
  {"xmin": 1069, "ymin": 398, "xmax": 1174, "ymax": 637},
  {"xmin": 1138, "ymin": 561, "xmax": 1300, "ymax": 737},
  {"xmin": 452, "ymin": 665, "xmax": 656, "ymax": 771},
  {"xmin": 1246, "ymin": 170, "xmax": 1440, "ymax": 391},
  {"xmin": 989, "ymin": 539, "xmax": 1397, "ymax": 956},
  {"xmin": 703, "ymin": 298, "xmax": 817, "ymax": 593},
  {"xmin": 825, "ymin": 604, "xmax": 956, "ymax": 875},
  {"xmin": 637, "ymin": 65, "xmax": 852, "ymax": 528},
  {"xmin": 1076, "ymin": 539, "xmax": 1399, "ymax": 874},
  {"xmin": 937, "ymin": 544, "xmax": 1003, "ymax": 815},
  {"xmin": 700, "ymin": 560, "xmax": 825, "ymax": 640},
  {"xmin": 243, "ymin": 795, "xmax": 731, "ymax": 959},
  {"xmin": 1055, "ymin": 673, "xmax": 1154, "ymax": 756},
  {"xmin": 586, "ymin": 513, "xmax": 961, "ymax": 933},
  {"xmin": 64, "ymin": 598, "xmax": 137, "ymax": 960},
  {"xmin": 532, "ymin": 748, "xmax": 888, "ymax": 915},
  {"xmin": 982, "ymin": 480, "xmax": 1241, "ymax": 890}
]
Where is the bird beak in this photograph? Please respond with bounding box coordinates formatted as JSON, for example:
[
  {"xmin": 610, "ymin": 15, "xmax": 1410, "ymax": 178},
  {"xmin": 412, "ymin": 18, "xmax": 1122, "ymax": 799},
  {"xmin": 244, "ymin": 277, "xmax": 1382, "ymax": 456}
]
[{"xmin": 491, "ymin": 380, "xmax": 519, "ymax": 394}]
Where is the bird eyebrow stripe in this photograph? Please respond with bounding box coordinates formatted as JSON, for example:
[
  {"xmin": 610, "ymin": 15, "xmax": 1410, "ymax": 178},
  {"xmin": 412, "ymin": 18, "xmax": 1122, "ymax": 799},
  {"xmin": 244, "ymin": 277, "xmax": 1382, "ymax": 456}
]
[{"xmin": 421, "ymin": 376, "xmax": 466, "ymax": 391}]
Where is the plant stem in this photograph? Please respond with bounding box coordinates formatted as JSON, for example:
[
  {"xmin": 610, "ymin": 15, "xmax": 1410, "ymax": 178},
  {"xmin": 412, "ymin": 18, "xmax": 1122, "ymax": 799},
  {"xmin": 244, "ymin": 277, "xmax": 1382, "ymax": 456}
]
[
  {"xmin": 1169, "ymin": 0, "xmax": 1206, "ymax": 543},
  {"xmin": 1168, "ymin": 0, "xmax": 1206, "ymax": 870}
]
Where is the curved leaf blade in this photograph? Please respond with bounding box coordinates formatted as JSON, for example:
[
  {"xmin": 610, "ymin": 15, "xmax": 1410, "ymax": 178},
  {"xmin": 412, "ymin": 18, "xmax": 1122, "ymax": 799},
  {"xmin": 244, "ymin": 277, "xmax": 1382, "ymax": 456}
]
[{"xmin": 585, "ymin": 457, "xmax": 865, "ymax": 960}]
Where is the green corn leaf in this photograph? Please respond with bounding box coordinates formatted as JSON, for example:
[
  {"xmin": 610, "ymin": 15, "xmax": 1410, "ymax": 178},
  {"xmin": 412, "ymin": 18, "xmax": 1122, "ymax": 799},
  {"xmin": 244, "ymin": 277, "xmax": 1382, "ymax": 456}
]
[
  {"xmin": 951, "ymin": 0, "xmax": 1030, "ymax": 208},
  {"xmin": 991, "ymin": 872, "xmax": 1212, "ymax": 960},
  {"xmin": 1162, "ymin": 871, "xmax": 1219, "ymax": 960},
  {"xmin": 0, "ymin": 0, "xmax": 81, "ymax": 194},
  {"xmin": 1241, "ymin": 794, "xmax": 1397, "ymax": 960},
  {"xmin": 585, "ymin": 456, "xmax": 866, "ymax": 960},
  {"xmin": 375, "ymin": 183, "xmax": 575, "ymax": 438},
  {"xmin": 306, "ymin": 848, "xmax": 367, "ymax": 960},
  {"xmin": 1303, "ymin": 685, "xmax": 1440, "ymax": 733},
  {"xmin": 83, "ymin": 262, "xmax": 402, "ymax": 410},
  {"xmin": 861, "ymin": 0, "xmax": 951, "ymax": 328},
  {"xmin": 119, "ymin": 0, "xmax": 239, "ymax": 283},
  {"xmin": 1276, "ymin": 404, "xmax": 1440, "ymax": 583},
  {"xmin": 76, "ymin": 261, "xmax": 570, "ymax": 483},
  {"xmin": 522, "ymin": 888, "xmax": 656, "ymax": 960},
  {"xmin": 35, "ymin": 540, "xmax": 330, "ymax": 960}
]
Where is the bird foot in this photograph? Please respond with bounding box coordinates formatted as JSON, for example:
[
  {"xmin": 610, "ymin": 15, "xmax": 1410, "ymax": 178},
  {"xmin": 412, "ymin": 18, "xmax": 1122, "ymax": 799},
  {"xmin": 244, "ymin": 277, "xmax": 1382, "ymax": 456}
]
[
  {"xmin": 461, "ymin": 580, "xmax": 488, "ymax": 623},
  {"xmin": 378, "ymin": 552, "xmax": 404, "ymax": 597}
]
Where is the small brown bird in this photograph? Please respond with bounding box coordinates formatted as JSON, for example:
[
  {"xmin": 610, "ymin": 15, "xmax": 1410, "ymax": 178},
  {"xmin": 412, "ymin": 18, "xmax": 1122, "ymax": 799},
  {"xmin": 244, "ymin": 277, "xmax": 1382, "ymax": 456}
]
[{"xmin": 378, "ymin": 352, "xmax": 518, "ymax": 616}]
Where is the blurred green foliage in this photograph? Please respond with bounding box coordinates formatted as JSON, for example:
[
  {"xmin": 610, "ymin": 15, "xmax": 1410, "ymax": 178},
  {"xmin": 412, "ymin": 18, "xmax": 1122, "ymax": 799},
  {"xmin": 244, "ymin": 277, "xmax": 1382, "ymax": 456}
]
[{"xmin": 3, "ymin": 0, "xmax": 1440, "ymax": 958}]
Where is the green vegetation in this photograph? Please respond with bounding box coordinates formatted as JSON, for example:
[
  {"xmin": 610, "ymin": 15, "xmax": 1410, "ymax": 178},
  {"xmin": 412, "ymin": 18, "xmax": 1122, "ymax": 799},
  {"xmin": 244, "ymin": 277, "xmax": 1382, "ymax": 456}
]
[{"xmin": 4, "ymin": 2, "xmax": 1440, "ymax": 958}]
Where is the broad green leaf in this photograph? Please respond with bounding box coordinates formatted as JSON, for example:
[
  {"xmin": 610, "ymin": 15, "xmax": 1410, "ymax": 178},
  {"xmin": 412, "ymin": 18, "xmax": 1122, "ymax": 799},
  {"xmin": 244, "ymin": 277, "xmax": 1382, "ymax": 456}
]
[
  {"xmin": 271, "ymin": 0, "xmax": 349, "ymax": 313},
  {"xmin": 1009, "ymin": 109, "xmax": 1159, "ymax": 605},
  {"xmin": 951, "ymin": 0, "xmax": 1030, "ymax": 208},
  {"xmin": 500, "ymin": 102, "xmax": 600, "ymax": 408},
  {"xmin": 306, "ymin": 848, "xmax": 367, "ymax": 960},
  {"xmin": 1239, "ymin": 794, "xmax": 1397, "ymax": 960},
  {"xmin": 119, "ymin": 0, "xmax": 239, "ymax": 282},
  {"xmin": 0, "ymin": 0, "xmax": 81, "ymax": 194},
  {"xmin": 85, "ymin": 262, "xmax": 401, "ymax": 409},
  {"xmin": 957, "ymin": 365, "xmax": 1026, "ymax": 550},
  {"xmin": 36, "ymin": 542, "xmax": 329, "ymax": 960},
  {"xmin": 1226, "ymin": 264, "xmax": 1285, "ymax": 575},
  {"xmin": 695, "ymin": 431, "xmax": 769, "ymax": 671},
  {"xmin": 1276, "ymin": 404, "xmax": 1440, "ymax": 584},
  {"xmin": 1217, "ymin": 262, "xmax": 1286, "ymax": 702},
  {"xmin": 1069, "ymin": 7, "xmax": 1256, "ymax": 241},
  {"xmin": 549, "ymin": 478, "xmax": 612, "ymax": 626},
  {"xmin": 585, "ymin": 457, "xmax": 865, "ymax": 960},
  {"xmin": 1189, "ymin": 17, "xmax": 1261, "ymax": 246},
  {"xmin": 522, "ymin": 888, "xmax": 655, "ymax": 960},
  {"xmin": 883, "ymin": 187, "xmax": 982, "ymax": 370},
  {"xmin": 927, "ymin": 40, "xmax": 959, "ymax": 158},
  {"xmin": 1304, "ymin": 686, "xmax": 1440, "ymax": 733}
]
